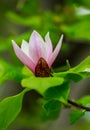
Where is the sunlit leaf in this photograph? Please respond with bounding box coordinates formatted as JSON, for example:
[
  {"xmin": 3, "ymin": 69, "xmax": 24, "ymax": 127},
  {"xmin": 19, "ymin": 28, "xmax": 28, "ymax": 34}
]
[
  {"xmin": 22, "ymin": 67, "xmax": 69, "ymax": 121},
  {"xmin": 63, "ymin": 20, "xmax": 90, "ymax": 40},
  {"xmin": 22, "ymin": 66, "xmax": 34, "ymax": 77},
  {"xmin": 22, "ymin": 77, "xmax": 64, "ymax": 95},
  {"xmin": 55, "ymin": 56, "xmax": 90, "ymax": 82},
  {"xmin": 77, "ymin": 96, "xmax": 90, "ymax": 107},
  {"xmin": 0, "ymin": 88, "xmax": 28, "ymax": 130},
  {"xmin": 69, "ymin": 95, "xmax": 90, "ymax": 124}
]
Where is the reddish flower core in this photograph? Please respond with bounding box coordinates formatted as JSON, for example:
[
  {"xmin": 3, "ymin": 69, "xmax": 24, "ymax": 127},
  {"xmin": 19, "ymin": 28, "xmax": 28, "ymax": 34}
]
[{"xmin": 35, "ymin": 57, "xmax": 52, "ymax": 77}]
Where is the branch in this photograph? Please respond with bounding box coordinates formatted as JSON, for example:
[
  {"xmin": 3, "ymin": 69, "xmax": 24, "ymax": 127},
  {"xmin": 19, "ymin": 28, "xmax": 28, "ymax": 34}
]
[{"xmin": 68, "ymin": 99, "xmax": 90, "ymax": 112}]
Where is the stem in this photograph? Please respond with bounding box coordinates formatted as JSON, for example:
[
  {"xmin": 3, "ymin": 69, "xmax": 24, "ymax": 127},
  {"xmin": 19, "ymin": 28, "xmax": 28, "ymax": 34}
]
[
  {"xmin": 66, "ymin": 59, "xmax": 71, "ymax": 69},
  {"xmin": 68, "ymin": 99, "xmax": 90, "ymax": 111}
]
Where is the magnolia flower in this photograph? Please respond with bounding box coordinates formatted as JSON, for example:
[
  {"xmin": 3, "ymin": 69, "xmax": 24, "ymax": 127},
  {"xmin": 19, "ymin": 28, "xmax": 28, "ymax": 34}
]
[{"xmin": 12, "ymin": 30, "xmax": 63, "ymax": 77}]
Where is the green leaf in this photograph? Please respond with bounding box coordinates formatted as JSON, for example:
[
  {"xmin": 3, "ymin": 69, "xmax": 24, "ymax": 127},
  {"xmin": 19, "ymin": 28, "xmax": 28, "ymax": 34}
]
[
  {"xmin": 6, "ymin": 12, "xmax": 41, "ymax": 27},
  {"xmin": 43, "ymin": 81, "xmax": 70, "ymax": 121},
  {"xmin": 69, "ymin": 95, "xmax": 90, "ymax": 124},
  {"xmin": 72, "ymin": 56, "xmax": 90, "ymax": 72},
  {"xmin": 21, "ymin": 67, "xmax": 70, "ymax": 121},
  {"xmin": 77, "ymin": 95, "xmax": 90, "ymax": 107},
  {"xmin": 0, "ymin": 59, "xmax": 6, "ymax": 78},
  {"xmin": 54, "ymin": 56, "xmax": 90, "ymax": 82},
  {"xmin": 22, "ymin": 77, "xmax": 64, "ymax": 95},
  {"xmin": 0, "ymin": 59, "xmax": 24, "ymax": 85},
  {"xmin": 44, "ymin": 99, "xmax": 62, "ymax": 112},
  {"xmin": 44, "ymin": 81, "xmax": 70, "ymax": 103},
  {"xmin": 69, "ymin": 109, "xmax": 85, "ymax": 124},
  {"xmin": 43, "ymin": 99, "xmax": 62, "ymax": 120},
  {"xmin": 22, "ymin": 66, "xmax": 34, "ymax": 77},
  {"xmin": 63, "ymin": 19, "xmax": 90, "ymax": 40},
  {"xmin": 42, "ymin": 108, "xmax": 61, "ymax": 121},
  {"xmin": 0, "ymin": 88, "xmax": 28, "ymax": 130}
]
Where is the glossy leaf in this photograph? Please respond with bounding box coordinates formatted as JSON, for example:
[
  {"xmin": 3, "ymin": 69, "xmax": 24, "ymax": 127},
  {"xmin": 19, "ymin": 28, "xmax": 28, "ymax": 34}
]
[
  {"xmin": 78, "ymin": 96, "xmax": 90, "ymax": 106},
  {"xmin": 22, "ymin": 77, "xmax": 64, "ymax": 95},
  {"xmin": 69, "ymin": 95, "xmax": 90, "ymax": 124},
  {"xmin": 44, "ymin": 81, "xmax": 70, "ymax": 103},
  {"xmin": 54, "ymin": 56, "xmax": 90, "ymax": 82},
  {"xmin": 0, "ymin": 89, "xmax": 28, "ymax": 130}
]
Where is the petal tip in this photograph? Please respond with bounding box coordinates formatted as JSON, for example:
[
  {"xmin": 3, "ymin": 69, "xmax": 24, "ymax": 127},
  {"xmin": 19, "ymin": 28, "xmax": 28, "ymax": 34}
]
[
  {"xmin": 45, "ymin": 32, "xmax": 50, "ymax": 38},
  {"xmin": 32, "ymin": 30, "xmax": 38, "ymax": 35},
  {"xmin": 22, "ymin": 39, "xmax": 26, "ymax": 43},
  {"xmin": 11, "ymin": 40, "xmax": 16, "ymax": 46},
  {"xmin": 61, "ymin": 34, "xmax": 64, "ymax": 40},
  {"xmin": 11, "ymin": 40, "xmax": 14, "ymax": 43}
]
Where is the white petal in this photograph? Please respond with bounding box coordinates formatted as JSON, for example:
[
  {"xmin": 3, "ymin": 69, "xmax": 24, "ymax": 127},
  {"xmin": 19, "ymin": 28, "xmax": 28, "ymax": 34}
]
[
  {"xmin": 45, "ymin": 32, "xmax": 53, "ymax": 60},
  {"xmin": 21, "ymin": 40, "xmax": 29, "ymax": 57},
  {"xmin": 21, "ymin": 39, "xmax": 38, "ymax": 64},
  {"xmin": 48, "ymin": 34, "xmax": 63, "ymax": 67}
]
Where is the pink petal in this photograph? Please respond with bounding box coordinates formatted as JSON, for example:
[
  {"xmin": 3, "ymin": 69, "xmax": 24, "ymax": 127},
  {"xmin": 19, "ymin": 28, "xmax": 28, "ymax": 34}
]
[
  {"xmin": 21, "ymin": 39, "xmax": 38, "ymax": 65},
  {"xmin": 48, "ymin": 34, "xmax": 63, "ymax": 68},
  {"xmin": 12, "ymin": 40, "xmax": 35, "ymax": 73},
  {"xmin": 45, "ymin": 32, "xmax": 53, "ymax": 60},
  {"xmin": 29, "ymin": 31, "xmax": 47, "ymax": 61}
]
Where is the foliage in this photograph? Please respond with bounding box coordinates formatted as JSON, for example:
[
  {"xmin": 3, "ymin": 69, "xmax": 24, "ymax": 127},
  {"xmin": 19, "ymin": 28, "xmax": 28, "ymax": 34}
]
[
  {"xmin": 0, "ymin": 0, "xmax": 90, "ymax": 129},
  {"xmin": 0, "ymin": 56, "xmax": 89, "ymax": 129},
  {"xmin": 0, "ymin": 89, "xmax": 28, "ymax": 130}
]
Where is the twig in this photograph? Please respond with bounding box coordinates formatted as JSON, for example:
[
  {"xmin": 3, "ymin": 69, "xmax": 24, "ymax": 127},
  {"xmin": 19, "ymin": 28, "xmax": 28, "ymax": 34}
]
[{"xmin": 68, "ymin": 99, "xmax": 90, "ymax": 111}]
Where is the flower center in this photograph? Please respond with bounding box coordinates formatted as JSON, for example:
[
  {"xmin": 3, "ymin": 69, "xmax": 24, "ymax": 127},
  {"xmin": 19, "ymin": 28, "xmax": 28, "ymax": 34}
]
[{"xmin": 35, "ymin": 57, "xmax": 52, "ymax": 77}]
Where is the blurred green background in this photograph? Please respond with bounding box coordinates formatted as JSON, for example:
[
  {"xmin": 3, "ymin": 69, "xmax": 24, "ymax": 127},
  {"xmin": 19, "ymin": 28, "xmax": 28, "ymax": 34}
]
[{"xmin": 0, "ymin": 0, "xmax": 90, "ymax": 130}]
